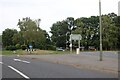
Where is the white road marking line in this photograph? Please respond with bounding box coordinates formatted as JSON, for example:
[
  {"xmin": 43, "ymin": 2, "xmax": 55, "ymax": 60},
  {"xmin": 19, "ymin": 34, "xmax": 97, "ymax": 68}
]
[
  {"xmin": 0, "ymin": 62, "xmax": 3, "ymax": 64},
  {"xmin": 8, "ymin": 66, "xmax": 30, "ymax": 79},
  {"xmin": 14, "ymin": 59, "xmax": 30, "ymax": 64},
  {"xmin": 14, "ymin": 59, "xmax": 21, "ymax": 62},
  {"xmin": 22, "ymin": 61, "xmax": 30, "ymax": 64}
]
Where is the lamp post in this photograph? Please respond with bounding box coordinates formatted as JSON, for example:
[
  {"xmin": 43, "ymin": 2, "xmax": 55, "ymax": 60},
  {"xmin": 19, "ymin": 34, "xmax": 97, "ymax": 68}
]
[{"xmin": 99, "ymin": 0, "xmax": 103, "ymax": 61}]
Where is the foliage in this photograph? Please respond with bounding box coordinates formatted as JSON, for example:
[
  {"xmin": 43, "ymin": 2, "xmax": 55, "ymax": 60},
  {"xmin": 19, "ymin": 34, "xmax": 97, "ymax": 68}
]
[
  {"xmin": 2, "ymin": 13, "xmax": 120, "ymax": 51},
  {"xmin": 17, "ymin": 17, "xmax": 46, "ymax": 48},
  {"xmin": 50, "ymin": 20, "xmax": 68, "ymax": 48},
  {"xmin": 50, "ymin": 13, "xmax": 119, "ymax": 50},
  {"xmin": 0, "ymin": 35, "xmax": 2, "ymax": 43},
  {"xmin": 15, "ymin": 44, "xmax": 21, "ymax": 49},
  {"xmin": 2, "ymin": 28, "xmax": 18, "ymax": 47},
  {"xmin": 21, "ymin": 45, "xmax": 27, "ymax": 50},
  {"xmin": 5, "ymin": 45, "xmax": 17, "ymax": 51}
]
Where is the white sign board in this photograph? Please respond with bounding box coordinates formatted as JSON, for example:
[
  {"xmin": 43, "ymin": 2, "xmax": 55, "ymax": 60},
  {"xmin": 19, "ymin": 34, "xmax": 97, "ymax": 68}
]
[{"xmin": 70, "ymin": 34, "xmax": 82, "ymax": 41}]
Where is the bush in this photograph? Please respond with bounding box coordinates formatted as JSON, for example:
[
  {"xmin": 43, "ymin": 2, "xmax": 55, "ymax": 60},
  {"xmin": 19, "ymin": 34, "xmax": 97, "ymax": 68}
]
[
  {"xmin": 15, "ymin": 44, "xmax": 21, "ymax": 49},
  {"xmin": 47, "ymin": 45, "xmax": 56, "ymax": 50},
  {"xmin": 5, "ymin": 45, "xmax": 17, "ymax": 51},
  {"xmin": 21, "ymin": 45, "xmax": 27, "ymax": 50}
]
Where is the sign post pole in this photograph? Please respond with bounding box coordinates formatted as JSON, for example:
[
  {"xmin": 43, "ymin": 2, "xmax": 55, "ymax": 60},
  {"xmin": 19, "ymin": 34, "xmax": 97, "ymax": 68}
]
[{"xmin": 70, "ymin": 34, "xmax": 82, "ymax": 54}]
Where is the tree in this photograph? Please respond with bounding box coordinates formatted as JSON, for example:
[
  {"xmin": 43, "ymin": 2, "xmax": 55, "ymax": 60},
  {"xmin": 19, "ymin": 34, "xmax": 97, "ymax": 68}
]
[
  {"xmin": 17, "ymin": 17, "xmax": 46, "ymax": 49},
  {"xmin": 0, "ymin": 35, "xmax": 2, "ymax": 43},
  {"xmin": 72, "ymin": 16, "xmax": 99, "ymax": 50},
  {"xmin": 102, "ymin": 15, "xmax": 118, "ymax": 50},
  {"xmin": 114, "ymin": 16, "xmax": 120, "ymax": 50},
  {"xmin": 2, "ymin": 28, "xmax": 18, "ymax": 47},
  {"xmin": 50, "ymin": 20, "xmax": 68, "ymax": 48}
]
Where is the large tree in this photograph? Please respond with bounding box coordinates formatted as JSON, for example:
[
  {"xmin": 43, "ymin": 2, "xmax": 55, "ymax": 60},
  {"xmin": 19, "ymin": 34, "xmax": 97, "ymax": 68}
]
[
  {"xmin": 72, "ymin": 16, "xmax": 99, "ymax": 50},
  {"xmin": 50, "ymin": 13, "xmax": 118, "ymax": 50},
  {"xmin": 50, "ymin": 20, "xmax": 68, "ymax": 48},
  {"xmin": 17, "ymin": 17, "xmax": 46, "ymax": 49},
  {"xmin": 102, "ymin": 15, "xmax": 118, "ymax": 50},
  {"xmin": 2, "ymin": 28, "xmax": 18, "ymax": 47}
]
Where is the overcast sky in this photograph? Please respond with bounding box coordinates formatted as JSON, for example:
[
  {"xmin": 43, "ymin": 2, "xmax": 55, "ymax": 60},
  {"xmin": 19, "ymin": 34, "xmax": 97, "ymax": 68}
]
[{"xmin": 0, "ymin": 0, "xmax": 119, "ymax": 34}]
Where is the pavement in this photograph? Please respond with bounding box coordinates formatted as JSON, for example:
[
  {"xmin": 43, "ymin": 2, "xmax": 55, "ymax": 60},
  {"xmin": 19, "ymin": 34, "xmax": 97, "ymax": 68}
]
[{"xmin": 21, "ymin": 51, "xmax": 118, "ymax": 75}]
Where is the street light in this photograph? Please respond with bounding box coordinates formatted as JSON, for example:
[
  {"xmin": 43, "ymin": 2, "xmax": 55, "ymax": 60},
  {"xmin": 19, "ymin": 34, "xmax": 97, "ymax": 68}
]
[{"xmin": 99, "ymin": 0, "xmax": 103, "ymax": 61}]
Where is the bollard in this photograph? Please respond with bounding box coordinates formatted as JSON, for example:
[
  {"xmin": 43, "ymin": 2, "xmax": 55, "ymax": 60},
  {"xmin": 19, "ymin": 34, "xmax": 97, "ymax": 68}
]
[
  {"xmin": 13, "ymin": 51, "xmax": 16, "ymax": 54},
  {"xmin": 76, "ymin": 48, "xmax": 80, "ymax": 54}
]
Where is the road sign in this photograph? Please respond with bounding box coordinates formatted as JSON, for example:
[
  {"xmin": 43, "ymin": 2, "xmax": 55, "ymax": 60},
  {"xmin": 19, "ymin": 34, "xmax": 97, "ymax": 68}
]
[
  {"xmin": 70, "ymin": 34, "xmax": 82, "ymax": 41},
  {"xmin": 69, "ymin": 34, "xmax": 82, "ymax": 53},
  {"xmin": 29, "ymin": 45, "xmax": 33, "ymax": 49}
]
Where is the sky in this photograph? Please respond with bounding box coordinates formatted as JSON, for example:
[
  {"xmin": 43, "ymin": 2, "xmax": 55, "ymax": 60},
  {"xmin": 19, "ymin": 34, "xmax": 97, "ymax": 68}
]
[
  {"xmin": 118, "ymin": 1, "xmax": 120, "ymax": 16},
  {"xmin": 0, "ymin": 0, "xmax": 119, "ymax": 34}
]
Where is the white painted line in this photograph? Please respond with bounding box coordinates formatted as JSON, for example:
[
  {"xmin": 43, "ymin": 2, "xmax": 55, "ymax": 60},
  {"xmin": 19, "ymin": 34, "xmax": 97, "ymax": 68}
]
[
  {"xmin": 8, "ymin": 66, "xmax": 30, "ymax": 79},
  {"xmin": 0, "ymin": 62, "xmax": 3, "ymax": 64},
  {"xmin": 22, "ymin": 61, "xmax": 30, "ymax": 64},
  {"xmin": 14, "ymin": 59, "xmax": 30, "ymax": 64},
  {"xmin": 14, "ymin": 59, "xmax": 20, "ymax": 61}
]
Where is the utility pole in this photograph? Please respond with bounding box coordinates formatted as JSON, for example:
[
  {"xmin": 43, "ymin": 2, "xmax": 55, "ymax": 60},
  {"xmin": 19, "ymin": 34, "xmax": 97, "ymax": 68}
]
[{"xmin": 99, "ymin": 0, "xmax": 103, "ymax": 61}]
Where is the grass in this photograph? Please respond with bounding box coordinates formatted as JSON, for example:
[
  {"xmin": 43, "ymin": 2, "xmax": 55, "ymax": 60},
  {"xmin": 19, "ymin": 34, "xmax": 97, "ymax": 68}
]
[
  {"xmin": 1, "ymin": 49, "xmax": 71, "ymax": 55},
  {"xmin": 118, "ymin": 51, "xmax": 120, "ymax": 54},
  {"xmin": 0, "ymin": 51, "xmax": 2, "ymax": 54},
  {"xmin": 1, "ymin": 49, "xmax": 120, "ymax": 55},
  {"xmin": 2, "ymin": 50, "xmax": 24, "ymax": 55}
]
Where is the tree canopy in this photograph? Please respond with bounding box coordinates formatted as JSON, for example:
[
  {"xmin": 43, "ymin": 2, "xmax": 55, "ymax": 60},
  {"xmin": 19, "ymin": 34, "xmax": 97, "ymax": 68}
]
[
  {"xmin": 50, "ymin": 13, "xmax": 120, "ymax": 50},
  {"xmin": 2, "ymin": 13, "xmax": 120, "ymax": 51}
]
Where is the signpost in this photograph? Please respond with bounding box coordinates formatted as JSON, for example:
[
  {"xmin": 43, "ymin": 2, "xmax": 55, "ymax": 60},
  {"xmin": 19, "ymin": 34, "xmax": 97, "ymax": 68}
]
[
  {"xmin": 69, "ymin": 34, "xmax": 82, "ymax": 54},
  {"xmin": 29, "ymin": 45, "xmax": 33, "ymax": 54},
  {"xmin": 29, "ymin": 45, "xmax": 33, "ymax": 49}
]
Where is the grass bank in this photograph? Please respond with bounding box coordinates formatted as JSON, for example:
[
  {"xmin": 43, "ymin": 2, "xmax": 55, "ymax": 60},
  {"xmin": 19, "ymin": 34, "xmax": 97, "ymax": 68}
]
[
  {"xmin": 1, "ymin": 49, "xmax": 71, "ymax": 55},
  {"xmin": 1, "ymin": 49, "xmax": 119, "ymax": 55}
]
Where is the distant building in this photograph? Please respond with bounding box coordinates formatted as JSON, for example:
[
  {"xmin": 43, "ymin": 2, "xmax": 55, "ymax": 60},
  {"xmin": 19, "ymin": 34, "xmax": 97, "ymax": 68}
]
[{"xmin": 118, "ymin": 1, "xmax": 120, "ymax": 16}]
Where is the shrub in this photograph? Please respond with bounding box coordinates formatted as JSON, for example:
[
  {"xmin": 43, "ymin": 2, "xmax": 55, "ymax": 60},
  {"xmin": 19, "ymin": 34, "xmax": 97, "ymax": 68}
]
[
  {"xmin": 21, "ymin": 45, "xmax": 27, "ymax": 50},
  {"xmin": 5, "ymin": 45, "xmax": 17, "ymax": 51},
  {"xmin": 47, "ymin": 45, "xmax": 56, "ymax": 50},
  {"xmin": 15, "ymin": 44, "xmax": 21, "ymax": 49},
  {"xmin": 5, "ymin": 46, "xmax": 10, "ymax": 50}
]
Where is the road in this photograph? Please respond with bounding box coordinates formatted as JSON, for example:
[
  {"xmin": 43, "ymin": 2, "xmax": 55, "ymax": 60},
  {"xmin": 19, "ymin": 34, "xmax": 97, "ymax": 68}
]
[{"xmin": 0, "ymin": 55, "xmax": 118, "ymax": 79}]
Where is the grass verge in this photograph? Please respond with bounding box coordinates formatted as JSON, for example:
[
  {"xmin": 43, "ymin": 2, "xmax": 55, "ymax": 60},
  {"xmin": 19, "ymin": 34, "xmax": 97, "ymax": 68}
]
[{"xmin": 1, "ymin": 50, "xmax": 71, "ymax": 55}]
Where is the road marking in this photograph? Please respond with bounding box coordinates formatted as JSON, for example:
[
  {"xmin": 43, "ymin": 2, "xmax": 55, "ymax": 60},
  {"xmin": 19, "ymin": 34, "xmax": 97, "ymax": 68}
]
[
  {"xmin": 0, "ymin": 62, "xmax": 3, "ymax": 64},
  {"xmin": 8, "ymin": 66, "xmax": 30, "ymax": 79},
  {"xmin": 14, "ymin": 59, "xmax": 30, "ymax": 64},
  {"xmin": 14, "ymin": 59, "xmax": 21, "ymax": 62},
  {"xmin": 22, "ymin": 61, "xmax": 30, "ymax": 64}
]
